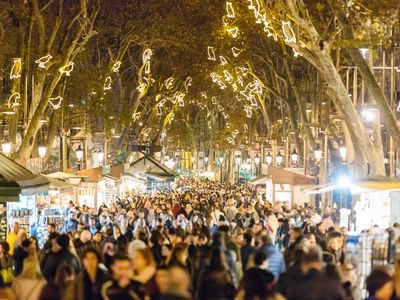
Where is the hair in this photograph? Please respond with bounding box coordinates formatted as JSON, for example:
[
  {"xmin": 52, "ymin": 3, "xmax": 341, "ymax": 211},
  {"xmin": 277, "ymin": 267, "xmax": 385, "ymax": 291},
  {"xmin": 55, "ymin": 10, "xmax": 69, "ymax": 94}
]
[
  {"xmin": 166, "ymin": 243, "xmax": 188, "ymax": 267},
  {"xmin": 254, "ymin": 251, "xmax": 268, "ymax": 266},
  {"xmin": 55, "ymin": 264, "xmax": 75, "ymax": 287},
  {"xmin": 111, "ymin": 254, "xmax": 131, "ymax": 265},
  {"xmin": 206, "ymin": 248, "xmax": 232, "ymax": 283},
  {"xmin": 301, "ymin": 245, "xmax": 323, "ymax": 265},
  {"xmin": 20, "ymin": 256, "xmax": 43, "ymax": 280},
  {"xmin": 83, "ymin": 247, "xmax": 102, "ymax": 263},
  {"xmin": 0, "ymin": 241, "xmax": 10, "ymax": 253},
  {"xmin": 243, "ymin": 232, "xmax": 253, "ymax": 244},
  {"xmin": 366, "ymin": 267, "xmax": 392, "ymax": 296},
  {"xmin": 39, "ymin": 283, "xmax": 61, "ymax": 300},
  {"xmin": 48, "ymin": 223, "xmax": 56, "ymax": 230},
  {"xmin": 135, "ymin": 248, "xmax": 156, "ymax": 267}
]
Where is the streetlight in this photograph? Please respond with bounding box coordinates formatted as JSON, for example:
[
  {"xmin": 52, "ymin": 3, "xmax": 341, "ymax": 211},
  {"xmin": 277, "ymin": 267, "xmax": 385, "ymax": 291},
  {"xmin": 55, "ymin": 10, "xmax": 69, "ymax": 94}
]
[
  {"xmin": 1, "ymin": 142, "xmax": 11, "ymax": 156},
  {"xmin": 339, "ymin": 146, "xmax": 347, "ymax": 162},
  {"xmin": 235, "ymin": 155, "xmax": 241, "ymax": 184},
  {"xmin": 76, "ymin": 144, "xmax": 84, "ymax": 170},
  {"xmin": 218, "ymin": 156, "xmax": 224, "ymax": 182},
  {"xmin": 276, "ymin": 151, "xmax": 283, "ymax": 166},
  {"xmin": 291, "ymin": 149, "xmax": 298, "ymax": 165},
  {"xmin": 38, "ymin": 145, "xmax": 47, "ymax": 159},
  {"xmin": 265, "ymin": 152, "xmax": 273, "ymax": 165},
  {"xmin": 254, "ymin": 154, "xmax": 260, "ymax": 176},
  {"xmin": 314, "ymin": 144, "xmax": 323, "ymax": 162}
]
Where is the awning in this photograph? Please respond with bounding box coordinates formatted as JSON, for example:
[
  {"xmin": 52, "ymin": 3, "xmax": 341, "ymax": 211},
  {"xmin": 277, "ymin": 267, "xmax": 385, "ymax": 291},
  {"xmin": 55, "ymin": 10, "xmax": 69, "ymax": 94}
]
[
  {"xmin": 0, "ymin": 153, "xmax": 49, "ymax": 200},
  {"xmin": 249, "ymin": 175, "xmax": 271, "ymax": 185},
  {"xmin": 263, "ymin": 167, "xmax": 315, "ymax": 185},
  {"xmin": 146, "ymin": 172, "xmax": 174, "ymax": 182}
]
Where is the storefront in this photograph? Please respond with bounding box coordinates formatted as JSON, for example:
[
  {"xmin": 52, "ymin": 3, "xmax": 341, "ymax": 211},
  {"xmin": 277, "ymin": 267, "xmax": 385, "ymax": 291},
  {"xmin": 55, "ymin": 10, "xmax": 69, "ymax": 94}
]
[
  {"xmin": 97, "ymin": 175, "xmax": 118, "ymax": 208},
  {"xmin": 119, "ymin": 174, "xmax": 146, "ymax": 198}
]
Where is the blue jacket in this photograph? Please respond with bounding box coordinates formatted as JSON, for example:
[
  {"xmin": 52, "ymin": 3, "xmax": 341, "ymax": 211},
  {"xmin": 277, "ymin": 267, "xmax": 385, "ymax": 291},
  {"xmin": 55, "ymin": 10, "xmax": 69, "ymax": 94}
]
[{"xmin": 260, "ymin": 243, "xmax": 286, "ymax": 279}]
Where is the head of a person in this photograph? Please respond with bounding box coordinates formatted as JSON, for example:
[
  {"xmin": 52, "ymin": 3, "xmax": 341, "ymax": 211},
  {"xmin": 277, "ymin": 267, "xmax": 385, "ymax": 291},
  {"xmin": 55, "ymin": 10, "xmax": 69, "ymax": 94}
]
[
  {"xmin": 13, "ymin": 222, "xmax": 20, "ymax": 234},
  {"xmin": 93, "ymin": 231, "xmax": 103, "ymax": 243},
  {"xmin": 327, "ymin": 232, "xmax": 342, "ymax": 252},
  {"xmin": 132, "ymin": 248, "xmax": 155, "ymax": 272},
  {"xmin": 80, "ymin": 230, "xmax": 92, "ymax": 244},
  {"xmin": 20, "ymin": 256, "xmax": 42, "ymax": 280},
  {"xmin": 83, "ymin": 248, "xmax": 101, "ymax": 273},
  {"xmin": 254, "ymin": 250, "xmax": 269, "ymax": 270},
  {"xmin": 166, "ymin": 266, "xmax": 191, "ymax": 295},
  {"xmin": 300, "ymin": 245, "xmax": 323, "ymax": 275},
  {"xmin": 110, "ymin": 255, "xmax": 132, "ymax": 281},
  {"xmin": 48, "ymin": 223, "xmax": 56, "ymax": 234},
  {"xmin": 17, "ymin": 227, "xmax": 27, "ymax": 242},
  {"xmin": 53, "ymin": 234, "xmax": 70, "ymax": 252},
  {"xmin": 366, "ymin": 267, "xmax": 394, "ymax": 300}
]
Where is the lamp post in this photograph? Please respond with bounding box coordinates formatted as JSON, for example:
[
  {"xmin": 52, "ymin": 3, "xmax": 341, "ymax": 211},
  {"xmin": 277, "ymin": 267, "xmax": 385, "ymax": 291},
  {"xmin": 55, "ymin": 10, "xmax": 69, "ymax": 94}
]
[
  {"xmin": 290, "ymin": 149, "xmax": 298, "ymax": 166},
  {"xmin": 76, "ymin": 144, "xmax": 84, "ymax": 170},
  {"xmin": 218, "ymin": 156, "xmax": 224, "ymax": 182},
  {"xmin": 254, "ymin": 153, "xmax": 260, "ymax": 176},
  {"xmin": 244, "ymin": 159, "xmax": 251, "ymax": 186},
  {"xmin": 38, "ymin": 145, "xmax": 47, "ymax": 173},
  {"xmin": 314, "ymin": 144, "xmax": 323, "ymax": 213},
  {"xmin": 235, "ymin": 155, "xmax": 241, "ymax": 184}
]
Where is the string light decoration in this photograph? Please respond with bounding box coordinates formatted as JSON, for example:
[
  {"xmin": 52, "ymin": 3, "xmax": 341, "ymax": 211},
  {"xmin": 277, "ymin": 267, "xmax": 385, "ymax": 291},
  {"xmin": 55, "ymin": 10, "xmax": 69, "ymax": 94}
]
[
  {"xmin": 112, "ymin": 61, "xmax": 122, "ymax": 73},
  {"xmin": 143, "ymin": 128, "xmax": 151, "ymax": 136},
  {"xmin": 282, "ymin": 21, "xmax": 296, "ymax": 43},
  {"xmin": 220, "ymin": 56, "xmax": 228, "ymax": 65},
  {"xmin": 244, "ymin": 105, "xmax": 253, "ymax": 118},
  {"xmin": 207, "ymin": 46, "xmax": 216, "ymax": 61},
  {"xmin": 248, "ymin": 0, "xmax": 261, "ymax": 19},
  {"xmin": 201, "ymin": 92, "xmax": 208, "ymax": 99},
  {"xmin": 237, "ymin": 66, "xmax": 250, "ymax": 76},
  {"xmin": 157, "ymin": 104, "xmax": 163, "ymax": 116},
  {"xmin": 226, "ymin": 122, "xmax": 232, "ymax": 128},
  {"xmin": 35, "ymin": 55, "xmax": 52, "ymax": 69},
  {"xmin": 142, "ymin": 49, "xmax": 152, "ymax": 74},
  {"xmin": 184, "ymin": 77, "xmax": 192, "ymax": 91},
  {"xmin": 49, "ymin": 96, "xmax": 63, "ymax": 110},
  {"xmin": 7, "ymin": 93, "xmax": 21, "ymax": 108},
  {"xmin": 231, "ymin": 47, "xmax": 243, "ymax": 57},
  {"xmin": 218, "ymin": 105, "xmax": 225, "ymax": 112},
  {"xmin": 226, "ymin": 2, "xmax": 235, "ymax": 18},
  {"xmin": 227, "ymin": 137, "xmax": 235, "ymax": 144},
  {"xmin": 232, "ymin": 83, "xmax": 238, "ymax": 92},
  {"xmin": 293, "ymin": 48, "xmax": 301, "ymax": 57},
  {"xmin": 210, "ymin": 73, "xmax": 227, "ymax": 89},
  {"xmin": 223, "ymin": 70, "xmax": 233, "ymax": 82},
  {"xmin": 10, "ymin": 58, "xmax": 22, "ymax": 79},
  {"xmin": 164, "ymin": 77, "xmax": 175, "ymax": 89},
  {"xmin": 104, "ymin": 76, "xmax": 112, "ymax": 90},
  {"xmin": 236, "ymin": 76, "xmax": 244, "ymax": 87},
  {"xmin": 232, "ymin": 130, "xmax": 239, "ymax": 138},
  {"xmin": 132, "ymin": 112, "xmax": 141, "ymax": 121},
  {"xmin": 222, "ymin": 112, "xmax": 228, "ymax": 119},
  {"xmin": 227, "ymin": 27, "xmax": 239, "ymax": 38},
  {"xmin": 211, "ymin": 96, "xmax": 217, "ymax": 104},
  {"xmin": 59, "ymin": 62, "xmax": 74, "ymax": 76}
]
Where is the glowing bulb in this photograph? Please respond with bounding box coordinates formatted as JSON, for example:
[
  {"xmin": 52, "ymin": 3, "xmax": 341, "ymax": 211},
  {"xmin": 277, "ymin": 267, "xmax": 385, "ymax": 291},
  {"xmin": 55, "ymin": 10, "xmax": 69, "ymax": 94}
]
[
  {"xmin": 144, "ymin": 61, "xmax": 151, "ymax": 74},
  {"xmin": 35, "ymin": 55, "xmax": 52, "ymax": 69},
  {"xmin": 227, "ymin": 137, "xmax": 235, "ymax": 144},
  {"xmin": 231, "ymin": 47, "xmax": 242, "ymax": 57},
  {"xmin": 244, "ymin": 105, "xmax": 253, "ymax": 118},
  {"xmin": 48, "ymin": 96, "xmax": 63, "ymax": 110},
  {"xmin": 184, "ymin": 77, "xmax": 192, "ymax": 91},
  {"xmin": 227, "ymin": 27, "xmax": 239, "ymax": 38},
  {"xmin": 112, "ymin": 61, "xmax": 121, "ymax": 72},
  {"xmin": 157, "ymin": 104, "xmax": 163, "ymax": 116},
  {"xmin": 142, "ymin": 49, "xmax": 152, "ymax": 62},
  {"xmin": 104, "ymin": 76, "xmax": 112, "ymax": 90},
  {"xmin": 38, "ymin": 146, "xmax": 47, "ymax": 159},
  {"xmin": 226, "ymin": 123, "xmax": 232, "ymax": 128},
  {"xmin": 223, "ymin": 70, "xmax": 233, "ymax": 82},
  {"xmin": 59, "ymin": 62, "xmax": 74, "ymax": 76},
  {"xmin": 282, "ymin": 21, "xmax": 296, "ymax": 43},
  {"xmin": 211, "ymin": 96, "xmax": 217, "ymax": 104},
  {"xmin": 10, "ymin": 58, "xmax": 22, "ymax": 79},
  {"xmin": 226, "ymin": 2, "xmax": 235, "ymax": 18},
  {"xmin": 293, "ymin": 48, "xmax": 301, "ymax": 57},
  {"xmin": 218, "ymin": 105, "xmax": 225, "ymax": 112},
  {"xmin": 207, "ymin": 46, "xmax": 216, "ymax": 61}
]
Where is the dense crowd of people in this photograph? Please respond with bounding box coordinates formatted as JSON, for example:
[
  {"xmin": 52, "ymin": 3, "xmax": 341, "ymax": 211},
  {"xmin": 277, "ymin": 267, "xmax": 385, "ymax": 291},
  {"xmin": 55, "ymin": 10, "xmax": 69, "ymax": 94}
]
[{"xmin": 0, "ymin": 179, "xmax": 399, "ymax": 300}]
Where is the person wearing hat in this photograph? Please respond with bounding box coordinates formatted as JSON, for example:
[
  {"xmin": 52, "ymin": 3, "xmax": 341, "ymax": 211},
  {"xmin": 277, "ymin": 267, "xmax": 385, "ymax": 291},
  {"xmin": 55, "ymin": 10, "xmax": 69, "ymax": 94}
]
[{"xmin": 40, "ymin": 234, "xmax": 80, "ymax": 282}]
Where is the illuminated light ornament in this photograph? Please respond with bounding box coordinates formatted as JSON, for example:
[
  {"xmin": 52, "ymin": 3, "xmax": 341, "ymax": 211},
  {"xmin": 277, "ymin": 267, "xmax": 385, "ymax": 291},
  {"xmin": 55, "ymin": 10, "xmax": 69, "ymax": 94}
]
[
  {"xmin": 238, "ymin": 66, "xmax": 250, "ymax": 76},
  {"xmin": 112, "ymin": 61, "xmax": 122, "ymax": 73},
  {"xmin": 236, "ymin": 76, "xmax": 244, "ymax": 87},
  {"xmin": 208, "ymin": 120, "xmax": 212, "ymax": 129},
  {"xmin": 35, "ymin": 55, "xmax": 52, "ymax": 69},
  {"xmin": 232, "ymin": 130, "xmax": 239, "ymax": 138},
  {"xmin": 164, "ymin": 77, "xmax": 174, "ymax": 89},
  {"xmin": 223, "ymin": 70, "xmax": 233, "ymax": 82},
  {"xmin": 207, "ymin": 46, "xmax": 216, "ymax": 61},
  {"xmin": 132, "ymin": 112, "xmax": 141, "ymax": 121},
  {"xmin": 282, "ymin": 21, "xmax": 296, "ymax": 43},
  {"xmin": 137, "ymin": 83, "xmax": 146, "ymax": 93},
  {"xmin": 227, "ymin": 137, "xmax": 235, "ymax": 144},
  {"xmin": 49, "ymin": 96, "xmax": 63, "ymax": 110},
  {"xmin": 142, "ymin": 49, "xmax": 153, "ymax": 62},
  {"xmin": 201, "ymin": 92, "xmax": 208, "ymax": 99},
  {"xmin": 220, "ymin": 56, "xmax": 228, "ymax": 65},
  {"xmin": 218, "ymin": 105, "xmax": 225, "ymax": 112},
  {"xmin": 211, "ymin": 96, "xmax": 217, "ymax": 104},
  {"xmin": 222, "ymin": 112, "xmax": 228, "ymax": 119},
  {"xmin": 226, "ymin": 2, "xmax": 235, "ymax": 18},
  {"xmin": 249, "ymin": 96, "xmax": 258, "ymax": 107},
  {"xmin": 104, "ymin": 76, "xmax": 112, "ymax": 90},
  {"xmin": 231, "ymin": 47, "xmax": 243, "ymax": 57},
  {"xmin": 144, "ymin": 61, "xmax": 151, "ymax": 74},
  {"xmin": 59, "ymin": 62, "xmax": 74, "ymax": 76},
  {"xmin": 252, "ymin": 80, "xmax": 263, "ymax": 94},
  {"xmin": 226, "ymin": 123, "xmax": 232, "ymax": 128},
  {"xmin": 227, "ymin": 27, "xmax": 239, "ymax": 38},
  {"xmin": 184, "ymin": 77, "xmax": 192, "ymax": 91},
  {"xmin": 10, "ymin": 58, "xmax": 22, "ymax": 79},
  {"xmin": 232, "ymin": 83, "xmax": 238, "ymax": 92},
  {"xmin": 248, "ymin": 0, "xmax": 261, "ymax": 19},
  {"xmin": 7, "ymin": 93, "xmax": 21, "ymax": 108},
  {"xmin": 244, "ymin": 105, "xmax": 253, "ymax": 118},
  {"xmin": 157, "ymin": 104, "xmax": 163, "ymax": 116},
  {"xmin": 143, "ymin": 128, "xmax": 151, "ymax": 136},
  {"xmin": 293, "ymin": 48, "xmax": 301, "ymax": 57}
]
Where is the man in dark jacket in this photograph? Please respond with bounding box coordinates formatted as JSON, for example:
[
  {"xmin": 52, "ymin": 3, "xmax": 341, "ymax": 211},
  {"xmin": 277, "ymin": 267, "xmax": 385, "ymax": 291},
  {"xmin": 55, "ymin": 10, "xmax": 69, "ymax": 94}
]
[
  {"xmin": 40, "ymin": 234, "xmax": 80, "ymax": 282},
  {"xmin": 241, "ymin": 232, "xmax": 255, "ymax": 272},
  {"xmin": 13, "ymin": 239, "xmax": 33, "ymax": 276}
]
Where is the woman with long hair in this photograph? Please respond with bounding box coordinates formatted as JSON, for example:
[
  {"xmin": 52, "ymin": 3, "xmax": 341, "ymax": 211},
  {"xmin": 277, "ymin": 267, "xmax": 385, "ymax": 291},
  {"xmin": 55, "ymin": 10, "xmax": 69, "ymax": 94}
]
[
  {"xmin": 166, "ymin": 243, "xmax": 188, "ymax": 269},
  {"xmin": 197, "ymin": 248, "xmax": 235, "ymax": 300},
  {"xmin": 11, "ymin": 256, "xmax": 47, "ymax": 300},
  {"xmin": 131, "ymin": 247, "xmax": 159, "ymax": 299}
]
